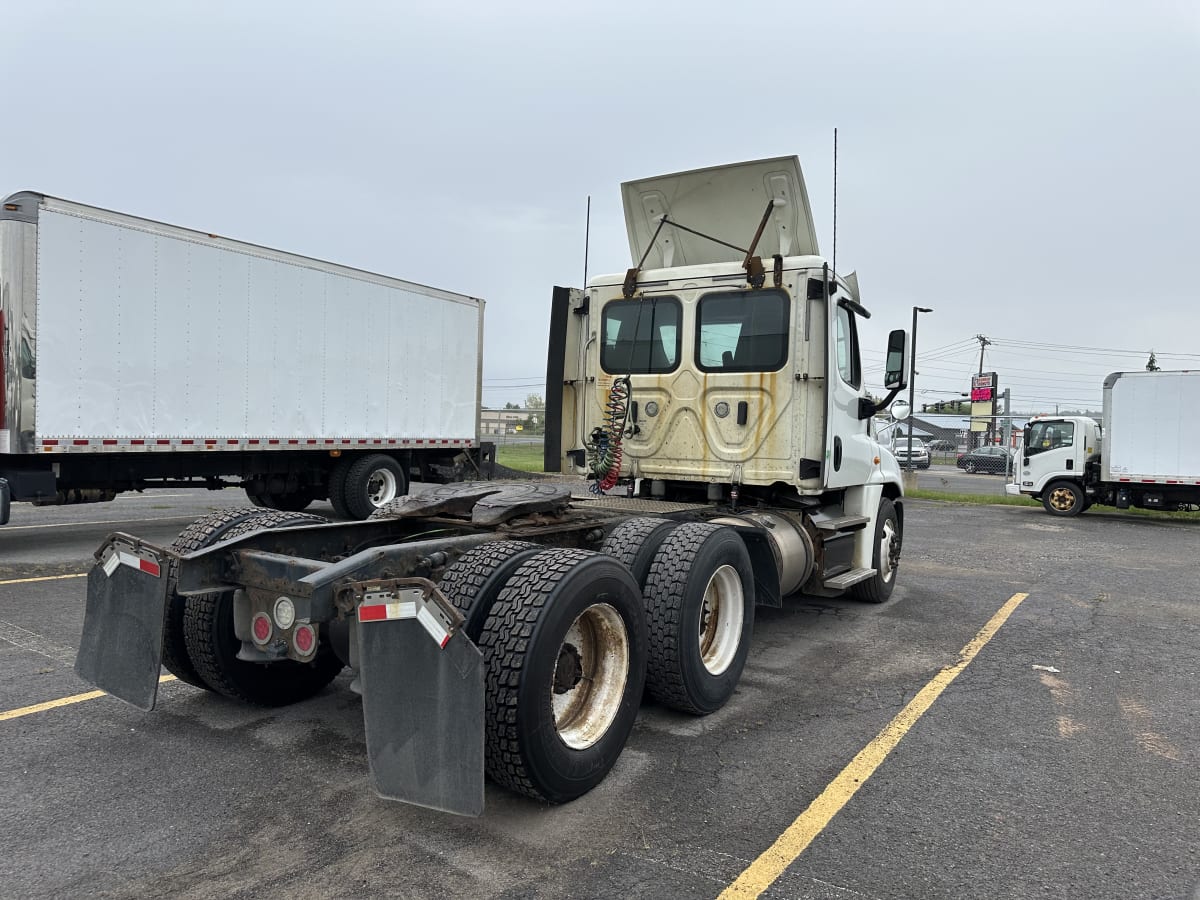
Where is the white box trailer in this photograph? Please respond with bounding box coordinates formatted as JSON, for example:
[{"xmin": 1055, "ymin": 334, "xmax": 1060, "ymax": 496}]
[
  {"xmin": 1102, "ymin": 370, "xmax": 1200, "ymax": 483},
  {"xmin": 0, "ymin": 192, "xmax": 488, "ymax": 522}
]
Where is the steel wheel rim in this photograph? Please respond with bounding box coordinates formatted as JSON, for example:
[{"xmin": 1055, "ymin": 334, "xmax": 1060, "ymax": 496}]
[
  {"xmin": 698, "ymin": 564, "xmax": 743, "ymax": 676},
  {"xmin": 366, "ymin": 469, "xmax": 398, "ymax": 507},
  {"xmin": 1049, "ymin": 487, "xmax": 1076, "ymax": 511},
  {"xmin": 551, "ymin": 603, "xmax": 629, "ymax": 750},
  {"xmin": 879, "ymin": 519, "xmax": 898, "ymax": 583}
]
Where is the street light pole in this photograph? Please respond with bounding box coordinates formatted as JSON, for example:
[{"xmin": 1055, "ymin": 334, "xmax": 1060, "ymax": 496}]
[{"xmin": 906, "ymin": 307, "xmax": 933, "ymax": 471}]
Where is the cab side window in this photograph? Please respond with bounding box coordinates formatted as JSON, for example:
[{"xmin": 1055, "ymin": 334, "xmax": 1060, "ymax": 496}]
[{"xmin": 835, "ymin": 304, "xmax": 861, "ymax": 388}]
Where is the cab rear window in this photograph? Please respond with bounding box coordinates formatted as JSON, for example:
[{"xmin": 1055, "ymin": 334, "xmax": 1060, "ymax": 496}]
[
  {"xmin": 695, "ymin": 289, "xmax": 789, "ymax": 372},
  {"xmin": 600, "ymin": 297, "xmax": 681, "ymax": 374}
]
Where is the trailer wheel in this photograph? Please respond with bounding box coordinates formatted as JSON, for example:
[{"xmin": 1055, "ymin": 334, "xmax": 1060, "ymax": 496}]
[
  {"xmin": 600, "ymin": 517, "xmax": 680, "ymax": 587},
  {"xmin": 642, "ymin": 523, "xmax": 754, "ymax": 715},
  {"xmin": 183, "ymin": 510, "xmax": 343, "ymax": 706},
  {"xmin": 165, "ymin": 508, "xmax": 269, "ymax": 689},
  {"xmin": 270, "ymin": 487, "xmax": 315, "ymax": 512},
  {"xmin": 326, "ymin": 457, "xmax": 355, "ymax": 519},
  {"xmin": 343, "ymin": 454, "xmax": 408, "ymax": 520},
  {"xmin": 851, "ymin": 498, "xmax": 901, "ymax": 604},
  {"xmin": 1043, "ymin": 480, "xmax": 1085, "ymax": 517},
  {"xmin": 479, "ymin": 549, "xmax": 647, "ymax": 804},
  {"xmin": 244, "ymin": 487, "xmax": 275, "ymax": 509},
  {"xmin": 437, "ymin": 541, "xmax": 541, "ymax": 641}
]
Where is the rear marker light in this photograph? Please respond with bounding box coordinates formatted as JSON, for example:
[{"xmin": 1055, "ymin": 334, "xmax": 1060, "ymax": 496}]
[
  {"xmin": 273, "ymin": 596, "xmax": 296, "ymax": 630},
  {"xmin": 293, "ymin": 624, "xmax": 316, "ymax": 656},
  {"xmin": 251, "ymin": 612, "xmax": 273, "ymax": 645}
]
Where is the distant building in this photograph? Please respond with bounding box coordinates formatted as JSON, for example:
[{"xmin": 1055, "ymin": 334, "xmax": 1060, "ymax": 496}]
[{"xmin": 480, "ymin": 408, "xmax": 534, "ymax": 435}]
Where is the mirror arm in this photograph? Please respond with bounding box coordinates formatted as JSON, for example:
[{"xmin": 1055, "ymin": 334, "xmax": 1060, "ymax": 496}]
[{"xmin": 858, "ymin": 385, "xmax": 905, "ymax": 420}]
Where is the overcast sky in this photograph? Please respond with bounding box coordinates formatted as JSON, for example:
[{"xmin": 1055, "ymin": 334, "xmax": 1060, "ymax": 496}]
[{"xmin": 3, "ymin": 1, "xmax": 1197, "ymax": 413}]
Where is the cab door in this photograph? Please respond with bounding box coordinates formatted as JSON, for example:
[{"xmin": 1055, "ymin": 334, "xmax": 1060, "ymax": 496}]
[{"xmin": 823, "ymin": 299, "xmax": 876, "ymax": 489}]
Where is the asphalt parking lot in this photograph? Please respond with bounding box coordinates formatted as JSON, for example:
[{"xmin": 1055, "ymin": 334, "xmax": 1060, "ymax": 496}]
[{"xmin": 1, "ymin": 488, "xmax": 1197, "ymax": 899}]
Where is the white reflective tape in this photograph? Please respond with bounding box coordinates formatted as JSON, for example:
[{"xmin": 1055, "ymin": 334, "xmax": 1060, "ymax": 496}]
[
  {"xmin": 417, "ymin": 605, "xmax": 450, "ymax": 648},
  {"xmin": 102, "ymin": 552, "xmax": 121, "ymax": 577},
  {"xmin": 388, "ymin": 601, "xmax": 418, "ymax": 620}
]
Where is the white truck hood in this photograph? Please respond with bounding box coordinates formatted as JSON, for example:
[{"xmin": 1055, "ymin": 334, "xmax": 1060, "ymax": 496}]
[{"xmin": 621, "ymin": 156, "xmax": 820, "ymax": 269}]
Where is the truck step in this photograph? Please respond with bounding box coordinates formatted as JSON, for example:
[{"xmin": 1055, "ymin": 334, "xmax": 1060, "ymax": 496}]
[
  {"xmin": 814, "ymin": 515, "xmax": 870, "ymax": 532},
  {"xmin": 822, "ymin": 567, "xmax": 877, "ymax": 590}
]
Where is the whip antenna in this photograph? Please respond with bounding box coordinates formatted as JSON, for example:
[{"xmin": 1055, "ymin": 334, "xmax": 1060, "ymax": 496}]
[
  {"xmin": 582, "ymin": 195, "xmax": 591, "ymax": 289},
  {"xmin": 832, "ymin": 127, "xmax": 838, "ymax": 278}
]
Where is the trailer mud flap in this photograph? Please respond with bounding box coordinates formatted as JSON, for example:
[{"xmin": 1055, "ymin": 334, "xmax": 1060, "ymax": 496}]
[
  {"xmin": 357, "ymin": 604, "xmax": 485, "ymax": 816},
  {"xmin": 74, "ymin": 537, "xmax": 171, "ymax": 711}
]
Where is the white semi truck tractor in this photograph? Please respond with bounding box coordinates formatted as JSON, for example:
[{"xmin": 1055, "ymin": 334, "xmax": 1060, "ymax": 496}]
[
  {"xmin": 1007, "ymin": 370, "xmax": 1200, "ymax": 516},
  {"xmin": 76, "ymin": 157, "xmax": 911, "ymax": 815}
]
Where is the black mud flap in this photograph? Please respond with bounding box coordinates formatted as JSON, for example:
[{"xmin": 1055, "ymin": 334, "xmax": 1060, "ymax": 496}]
[
  {"xmin": 74, "ymin": 536, "xmax": 171, "ymax": 711},
  {"xmin": 357, "ymin": 585, "xmax": 485, "ymax": 816}
]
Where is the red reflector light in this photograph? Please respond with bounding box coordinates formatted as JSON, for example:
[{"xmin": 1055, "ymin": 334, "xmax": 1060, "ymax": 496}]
[
  {"xmin": 293, "ymin": 624, "xmax": 316, "ymax": 655},
  {"xmin": 251, "ymin": 613, "xmax": 272, "ymax": 644}
]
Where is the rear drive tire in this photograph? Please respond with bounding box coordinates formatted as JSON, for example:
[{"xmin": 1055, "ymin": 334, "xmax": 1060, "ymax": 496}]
[
  {"xmin": 850, "ymin": 498, "xmax": 901, "ymax": 604},
  {"xmin": 478, "ymin": 548, "xmax": 647, "ymax": 804},
  {"xmin": 343, "ymin": 454, "xmax": 408, "ymax": 520},
  {"xmin": 166, "ymin": 508, "xmax": 269, "ymax": 689},
  {"xmin": 437, "ymin": 541, "xmax": 541, "ymax": 641},
  {"xmin": 642, "ymin": 523, "xmax": 755, "ymax": 715},
  {"xmin": 183, "ymin": 511, "xmax": 343, "ymax": 705},
  {"xmin": 600, "ymin": 517, "xmax": 680, "ymax": 588},
  {"xmin": 1043, "ymin": 480, "xmax": 1085, "ymax": 517}
]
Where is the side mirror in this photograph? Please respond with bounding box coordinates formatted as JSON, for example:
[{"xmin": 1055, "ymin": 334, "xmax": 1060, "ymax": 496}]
[{"xmin": 884, "ymin": 329, "xmax": 908, "ymax": 390}]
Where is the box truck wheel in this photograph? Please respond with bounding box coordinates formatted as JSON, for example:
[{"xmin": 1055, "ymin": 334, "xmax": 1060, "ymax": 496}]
[
  {"xmin": 478, "ymin": 548, "xmax": 647, "ymax": 803},
  {"xmin": 343, "ymin": 454, "xmax": 408, "ymax": 520},
  {"xmin": 437, "ymin": 540, "xmax": 541, "ymax": 641},
  {"xmin": 165, "ymin": 508, "xmax": 272, "ymax": 689},
  {"xmin": 183, "ymin": 511, "xmax": 343, "ymax": 705},
  {"xmin": 642, "ymin": 522, "xmax": 755, "ymax": 715},
  {"xmin": 600, "ymin": 517, "xmax": 680, "ymax": 588},
  {"xmin": 851, "ymin": 498, "xmax": 901, "ymax": 604},
  {"xmin": 327, "ymin": 457, "xmax": 355, "ymax": 518},
  {"xmin": 1043, "ymin": 480, "xmax": 1085, "ymax": 517}
]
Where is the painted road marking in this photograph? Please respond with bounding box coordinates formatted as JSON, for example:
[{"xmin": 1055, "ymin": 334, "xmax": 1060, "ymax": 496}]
[
  {"xmin": 0, "ymin": 573, "xmax": 87, "ymax": 585},
  {"xmin": 0, "ymin": 619, "xmax": 79, "ymax": 666},
  {"xmin": 719, "ymin": 592, "xmax": 1031, "ymax": 899},
  {"xmin": 0, "ymin": 675, "xmax": 179, "ymax": 722},
  {"xmin": 1, "ymin": 514, "xmax": 197, "ymax": 532}
]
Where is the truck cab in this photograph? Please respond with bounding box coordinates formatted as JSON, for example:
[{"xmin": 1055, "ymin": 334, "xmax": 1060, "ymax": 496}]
[
  {"xmin": 1008, "ymin": 416, "xmax": 1102, "ymax": 512},
  {"xmin": 546, "ymin": 157, "xmax": 908, "ymax": 596}
]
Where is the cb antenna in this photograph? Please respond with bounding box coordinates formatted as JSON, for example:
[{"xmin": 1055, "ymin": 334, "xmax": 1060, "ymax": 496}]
[
  {"xmin": 832, "ymin": 126, "xmax": 838, "ymax": 279},
  {"xmin": 582, "ymin": 195, "xmax": 591, "ymax": 289}
]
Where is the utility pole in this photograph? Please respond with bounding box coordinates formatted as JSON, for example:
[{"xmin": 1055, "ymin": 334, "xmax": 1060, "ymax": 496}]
[
  {"xmin": 906, "ymin": 307, "xmax": 933, "ymax": 471},
  {"xmin": 975, "ymin": 334, "xmax": 991, "ymax": 374},
  {"xmin": 975, "ymin": 334, "xmax": 992, "ymax": 448}
]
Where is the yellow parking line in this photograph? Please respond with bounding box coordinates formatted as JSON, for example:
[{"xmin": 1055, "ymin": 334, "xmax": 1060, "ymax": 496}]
[
  {"xmin": 0, "ymin": 573, "xmax": 87, "ymax": 585},
  {"xmin": 719, "ymin": 592, "xmax": 1030, "ymax": 899},
  {"xmin": 0, "ymin": 675, "xmax": 178, "ymax": 721}
]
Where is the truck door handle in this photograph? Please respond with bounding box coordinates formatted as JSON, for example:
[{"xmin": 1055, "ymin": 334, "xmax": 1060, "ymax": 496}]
[
  {"xmin": 1066, "ymin": 459, "xmax": 1073, "ymax": 470},
  {"xmin": 834, "ymin": 436, "xmax": 842, "ymax": 471}
]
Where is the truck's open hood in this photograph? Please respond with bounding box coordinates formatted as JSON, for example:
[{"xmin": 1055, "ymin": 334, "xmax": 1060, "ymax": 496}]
[{"xmin": 621, "ymin": 156, "xmax": 820, "ymax": 269}]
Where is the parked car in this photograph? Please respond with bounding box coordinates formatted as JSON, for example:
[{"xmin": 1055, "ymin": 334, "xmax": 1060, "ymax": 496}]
[
  {"xmin": 893, "ymin": 438, "xmax": 931, "ymax": 469},
  {"xmin": 927, "ymin": 439, "xmax": 957, "ymax": 454},
  {"xmin": 956, "ymin": 446, "xmax": 1015, "ymax": 474}
]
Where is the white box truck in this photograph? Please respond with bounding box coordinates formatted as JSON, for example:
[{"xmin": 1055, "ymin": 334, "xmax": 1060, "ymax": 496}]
[
  {"xmin": 1007, "ymin": 370, "xmax": 1200, "ymax": 515},
  {"xmin": 0, "ymin": 192, "xmax": 489, "ymax": 523},
  {"xmin": 76, "ymin": 157, "xmax": 913, "ymax": 815}
]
